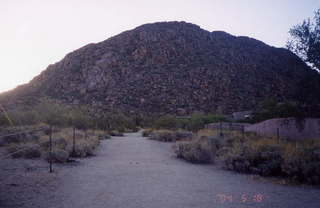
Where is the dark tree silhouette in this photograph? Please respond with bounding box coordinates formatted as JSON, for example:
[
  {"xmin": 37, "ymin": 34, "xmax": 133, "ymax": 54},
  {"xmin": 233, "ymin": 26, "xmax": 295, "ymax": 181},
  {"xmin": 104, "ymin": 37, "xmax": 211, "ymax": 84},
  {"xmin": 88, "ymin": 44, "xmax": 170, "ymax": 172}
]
[{"xmin": 287, "ymin": 9, "xmax": 320, "ymax": 71}]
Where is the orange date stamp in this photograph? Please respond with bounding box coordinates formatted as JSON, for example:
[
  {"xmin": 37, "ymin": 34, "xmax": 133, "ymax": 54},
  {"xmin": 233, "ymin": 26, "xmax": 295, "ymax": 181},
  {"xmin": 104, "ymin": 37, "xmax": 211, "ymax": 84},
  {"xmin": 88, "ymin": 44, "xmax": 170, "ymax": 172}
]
[{"xmin": 216, "ymin": 193, "xmax": 265, "ymax": 204}]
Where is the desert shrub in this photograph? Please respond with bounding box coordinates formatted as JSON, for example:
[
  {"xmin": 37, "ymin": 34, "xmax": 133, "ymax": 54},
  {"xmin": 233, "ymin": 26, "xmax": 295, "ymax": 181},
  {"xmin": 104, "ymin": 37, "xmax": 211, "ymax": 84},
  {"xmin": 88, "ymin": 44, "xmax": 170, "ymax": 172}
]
[
  {"xmin": 37, "ymin": 127, "xmax": 101, "ymax": 161},
  {"xmin": 53, "ymin": 128, "xmax": 100, "ymax": 157},
  {"xmin": 7, "ymin": 110, "xmax": 40, "ymax": 126},
  {"xmin": 34, "ymin": 98, "xmax": 71, "ymax": 127},
  {"xmin": 109, "ymin": 130, "xmax": 124, "ymax": 137},
  {"xmin": 176, "ymin": 128, "xmax": 320, "ymax": 184},
  {"xmin": 282, "ymin": 146, "xmax": 320, "ymax": 184},
  {"xmin": 185, "ymin": 114, "xmax": 205, "ymax": 132},
  {"xmin": 221, "ymin": 142, "xmax": 283, "ymax": 176},
  {"xmin": 249, "ymin": 99, "xmax": 316, "ymax": 123},
  {"xmin": 0, "ymin": 112, "xmax": 11, "ymax": 126},
  {"xmin": 148, "ymin": 114, "xmax": 226, "ymax": 131},
  {"xmin": 68, "ymin": 107, "xmax": 95, "ymax": 130},
  {"xmin": 185, "ymin": 114, "xmax": 227, "ymax": 132},
  {"xmin": 1, "ymin": 126, "xmax": 102, "ymax": 162},
  {"xmin": 149, "ymin": 130, "xmax": 193, "ymax": 142},
  {"xmin": 1, "ymin": 98, "xmax": 138, "ymax": 132},
  {"xmin": 6, "ymin": 143, "xmax": 41, "ymax": 158},
  {"xmin": 97, "ymin": 133, "xmax": 111, "ymax": 140},
  {"xmin": 133, "ymin": 114, "xmax": 158, "ymax": 128},
  {"xmin": 219, "ymin": 137, "xmax": 320, "ymax": 184},
  {"xmin": 142, "ymin": 128, "xmax": 154, "ymax": 137},
  {"xmin": 43, "ymin": 149, "xmax": 70, "ymax": 163},
  {"xmin": 149, "ymin": 130, "xmax": 177, "ymax": 142},
  {"xmin": 175, "ymin": 136, "xmax": 215, "ymax": 163},
  {"xmin": 95, "ymin": 111, "xmax": 138, "ymax": 132},
  {"xmin": 203, "ymin": 114, "xmax": 227, "ymax": 124},
  {"xmin": 0, "ymin": 129, "xmax": 40, "ymax": 146},
  {"xmin": 71, "ymin": 141, "xmax": 98, "ymax": 157},
  {"xmin": 154, "ymin": 115, "xmax": 179, "ymax": 129}
]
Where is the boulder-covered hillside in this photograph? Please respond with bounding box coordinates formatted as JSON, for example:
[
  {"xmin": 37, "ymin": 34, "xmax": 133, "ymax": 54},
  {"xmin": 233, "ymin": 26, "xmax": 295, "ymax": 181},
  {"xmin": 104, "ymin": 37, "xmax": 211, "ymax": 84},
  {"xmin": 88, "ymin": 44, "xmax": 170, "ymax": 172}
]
[{"xmin": 1, "ymin": 21, "xmax": 320, "ymax": 115}]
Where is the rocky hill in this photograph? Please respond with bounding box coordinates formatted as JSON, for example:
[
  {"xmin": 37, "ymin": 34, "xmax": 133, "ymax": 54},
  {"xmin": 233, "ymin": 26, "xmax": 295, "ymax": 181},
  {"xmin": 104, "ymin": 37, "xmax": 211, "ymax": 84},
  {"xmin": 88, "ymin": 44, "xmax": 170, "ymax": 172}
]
[{"xmin": 1, "ymin": 21, "xmax": 320, "ymax": 115}]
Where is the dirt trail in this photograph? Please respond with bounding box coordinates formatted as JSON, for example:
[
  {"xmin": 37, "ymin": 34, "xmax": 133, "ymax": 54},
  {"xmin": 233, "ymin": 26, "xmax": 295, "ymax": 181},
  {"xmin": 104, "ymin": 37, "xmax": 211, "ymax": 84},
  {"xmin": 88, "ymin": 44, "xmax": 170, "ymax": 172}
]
[{"xmin": 1, "ymin": 131, "xmax": 320, "ymax": 208}]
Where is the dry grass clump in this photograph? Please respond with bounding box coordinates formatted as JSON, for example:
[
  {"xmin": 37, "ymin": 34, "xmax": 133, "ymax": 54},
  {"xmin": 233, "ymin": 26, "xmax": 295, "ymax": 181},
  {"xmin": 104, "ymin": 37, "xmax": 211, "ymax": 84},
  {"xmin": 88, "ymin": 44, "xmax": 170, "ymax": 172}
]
[
  {"xmin": 6, "ymin": 143, "xmax": 42, "ymax": 158},
  {"xmin": 175, "ymin": 128, "xmax": 320, "ymax": 184},
  {"xmin": 0, "ymin": 125, "xmax": 46, "ymax": 146},
  {"xmin": 3, "ymin": 127, "xmax": 105, "ymax": 163},
  {"xmin": 221, "ymin": 137, "xmax": 320, "ymax": 184},
  {"xmin": 142, "ymin": 128, "xmax": 154, "ymax": 137},
  {"xmin": 175, "ymin": 136, "xmax": 215, "ymax": 163},
  {"xmin": 39, "ymin": 128, "xmax": 101, "ymax": 159},
  {"xmin": 149, "ymin": 129, "xmax": 193, "ymax": 142}
]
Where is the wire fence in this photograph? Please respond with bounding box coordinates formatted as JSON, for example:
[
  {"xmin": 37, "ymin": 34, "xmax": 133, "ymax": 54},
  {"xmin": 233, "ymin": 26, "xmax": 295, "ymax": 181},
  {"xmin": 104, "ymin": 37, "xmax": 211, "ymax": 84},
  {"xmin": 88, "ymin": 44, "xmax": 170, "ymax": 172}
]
[{"xmin": 0, "ymin": 126, "xmax": 80, "ymax": 173}]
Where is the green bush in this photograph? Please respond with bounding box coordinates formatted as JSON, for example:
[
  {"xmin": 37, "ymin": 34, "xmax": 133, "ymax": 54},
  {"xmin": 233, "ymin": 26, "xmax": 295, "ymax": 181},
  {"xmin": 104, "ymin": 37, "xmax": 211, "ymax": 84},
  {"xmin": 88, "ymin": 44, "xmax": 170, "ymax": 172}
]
[
  {"xmin": 94, "ymin": 111, "xmax": 138, "ymax": 132},
  {"xmin": 0, "ymin": 98, "xmax": 139, "ymax": 132},
  {"xmin": 250, "ymin": 99, "xmax": 311, "ymax": 123},
  {"xmin": 149, "ymin": 130, "xmax": 193, "ymax": 142},
  {"xmin": 186, "ymin": 114, "xmax": 226, "ymax": 132},
  {"xmin": 152, "ymin": 114, "xmax": 226, "ymax": 131},
  {"xmin": 154, "ymin": 115, "xmax": 179, "ymax": 129}
]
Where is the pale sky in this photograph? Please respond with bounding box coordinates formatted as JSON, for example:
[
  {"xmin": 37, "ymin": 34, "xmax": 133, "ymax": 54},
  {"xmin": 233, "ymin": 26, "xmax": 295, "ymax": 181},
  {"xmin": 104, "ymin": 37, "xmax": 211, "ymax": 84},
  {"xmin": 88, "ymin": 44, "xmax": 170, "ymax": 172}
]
[{"xmin": 0, "ymin": 0, "xmax": 319, "ymax": 93}]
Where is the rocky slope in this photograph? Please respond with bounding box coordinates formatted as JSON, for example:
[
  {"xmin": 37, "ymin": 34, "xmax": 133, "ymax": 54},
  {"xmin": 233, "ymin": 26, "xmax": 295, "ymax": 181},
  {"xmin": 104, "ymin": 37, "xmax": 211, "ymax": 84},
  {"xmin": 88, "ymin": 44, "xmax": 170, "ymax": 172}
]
[{"xmin": 1, "ymin": 21, "xmax": 320, "ymax": 115}]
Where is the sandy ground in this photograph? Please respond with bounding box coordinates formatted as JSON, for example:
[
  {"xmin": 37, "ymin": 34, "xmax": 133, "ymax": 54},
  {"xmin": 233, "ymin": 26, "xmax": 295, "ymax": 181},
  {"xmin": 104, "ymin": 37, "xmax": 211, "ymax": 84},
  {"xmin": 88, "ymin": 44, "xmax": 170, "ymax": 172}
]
[{"xmin": 0, "ymin": 131, "xmax": 320, "ymax": 208}]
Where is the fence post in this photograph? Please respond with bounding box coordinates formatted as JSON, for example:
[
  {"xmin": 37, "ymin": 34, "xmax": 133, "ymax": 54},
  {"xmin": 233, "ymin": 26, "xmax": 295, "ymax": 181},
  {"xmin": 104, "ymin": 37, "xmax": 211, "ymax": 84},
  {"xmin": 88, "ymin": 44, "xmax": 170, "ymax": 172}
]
[
  {"xmin": 49, "ymin": 125, "xmax": 53, "ymax": 173},
  {"xmin": 219, "ymin": 122, "xmax": 223, "ymax": 137},
  {"xmin": 277, "ymin": 128, "xmax": 280, "ymax": 143},
  {"xmin": 242, "ymin": 126, "xmax": 245, "ymax": 140},
  {"xmin": 72, "ymin": 127, "xmax": 76, "ymax": 156}
]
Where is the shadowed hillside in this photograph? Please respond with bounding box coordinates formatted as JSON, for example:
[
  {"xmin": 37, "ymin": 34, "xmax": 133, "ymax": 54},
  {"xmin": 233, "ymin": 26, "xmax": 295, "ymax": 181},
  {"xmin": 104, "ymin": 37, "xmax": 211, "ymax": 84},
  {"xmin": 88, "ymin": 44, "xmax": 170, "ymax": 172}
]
[{"xmin": 1, "ymin": 21, "xmax": 320, "ymax": 115}]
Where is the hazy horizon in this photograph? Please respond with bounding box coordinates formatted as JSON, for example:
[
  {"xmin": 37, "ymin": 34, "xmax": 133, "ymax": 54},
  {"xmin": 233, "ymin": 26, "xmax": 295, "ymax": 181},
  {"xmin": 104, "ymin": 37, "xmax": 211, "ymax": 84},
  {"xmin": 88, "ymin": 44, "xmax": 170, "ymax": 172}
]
[{"xmin": 0, "ymin": 0, "xmax": 319, "ymax": 93}]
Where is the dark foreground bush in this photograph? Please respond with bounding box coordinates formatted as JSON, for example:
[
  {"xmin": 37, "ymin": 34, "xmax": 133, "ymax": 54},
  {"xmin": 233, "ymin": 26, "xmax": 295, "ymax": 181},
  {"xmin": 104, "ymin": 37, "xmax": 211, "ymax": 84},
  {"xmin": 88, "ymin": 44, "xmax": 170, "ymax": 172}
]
[
  {"xmin": 281, "ymin": 147, "xmax": 320, "ymax": 184},
  {"xmin": 221, "ymin": 144, "xmax": 283, "ymax": 176}
]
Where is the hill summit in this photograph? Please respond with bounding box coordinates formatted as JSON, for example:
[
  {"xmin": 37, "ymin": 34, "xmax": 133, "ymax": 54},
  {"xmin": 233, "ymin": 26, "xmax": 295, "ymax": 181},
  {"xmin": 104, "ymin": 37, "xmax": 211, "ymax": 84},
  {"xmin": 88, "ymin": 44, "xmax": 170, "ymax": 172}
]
[{"xmin": 2, "ymin": 21, "xmax": 320, "ymax": 115}]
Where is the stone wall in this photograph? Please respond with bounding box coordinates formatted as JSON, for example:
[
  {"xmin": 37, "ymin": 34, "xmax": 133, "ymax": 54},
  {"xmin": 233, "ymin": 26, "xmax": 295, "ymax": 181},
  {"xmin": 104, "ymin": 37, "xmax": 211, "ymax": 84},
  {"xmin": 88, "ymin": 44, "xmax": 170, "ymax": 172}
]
[{"xmin": 245, "ymin": 118, "xmax": 320, "ymax": 140}]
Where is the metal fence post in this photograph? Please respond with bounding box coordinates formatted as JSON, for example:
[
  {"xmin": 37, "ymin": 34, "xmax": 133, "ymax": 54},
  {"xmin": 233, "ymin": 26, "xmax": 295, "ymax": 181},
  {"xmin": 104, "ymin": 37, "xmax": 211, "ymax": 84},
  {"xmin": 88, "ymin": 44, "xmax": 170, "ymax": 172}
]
[
  {"xmin": 219, "ymin": 122, "xmax": 223, "ymax": 137},
  {"xmin": 277, "ymin": 128, "xmax": 280, "ymax": 143},
  {"xmin": 242, "ymin": 126, "xmax": 245, "ymax": 140},
  {"xmin": 49, "ymin": 125, "xmax": 53, "ymax": 173},
  {"xmin": 72, "ymin": 127, "xmax": 76, "ymax": 156}
]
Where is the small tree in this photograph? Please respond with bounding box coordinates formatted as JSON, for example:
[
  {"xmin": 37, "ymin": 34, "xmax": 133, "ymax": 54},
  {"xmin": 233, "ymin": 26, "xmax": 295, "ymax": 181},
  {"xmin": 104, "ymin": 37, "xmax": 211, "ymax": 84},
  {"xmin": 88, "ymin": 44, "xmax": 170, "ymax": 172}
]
[
  {"xmin": 287, "ymin": 8, "xmax": 320, "ymax": 71},
  {"xmin": 35, "ymin": 98, "xmax": 69, "ymax": 127}
]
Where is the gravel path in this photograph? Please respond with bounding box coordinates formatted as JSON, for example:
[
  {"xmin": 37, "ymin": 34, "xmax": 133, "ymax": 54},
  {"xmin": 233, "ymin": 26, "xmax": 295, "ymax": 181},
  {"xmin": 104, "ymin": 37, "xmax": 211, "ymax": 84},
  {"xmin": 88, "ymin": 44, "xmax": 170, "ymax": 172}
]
[{"xmin": 1, "ymin": 131, "xmax": 320, "ymax": 208}]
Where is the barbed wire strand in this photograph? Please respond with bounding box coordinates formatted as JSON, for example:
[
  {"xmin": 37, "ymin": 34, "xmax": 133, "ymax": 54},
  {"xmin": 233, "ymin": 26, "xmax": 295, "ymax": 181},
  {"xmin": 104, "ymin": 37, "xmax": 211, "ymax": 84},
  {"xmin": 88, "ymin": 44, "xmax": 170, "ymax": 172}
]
[
  {"xmin": 1, "ymin": 139, "xmax": 51, "ymax": 160},
  {"xmin": 0, "ymin": 127, "xmax": 47, "ymax": 139}
]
